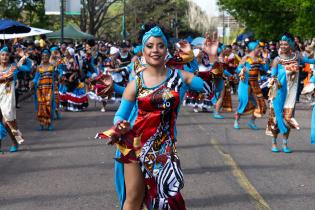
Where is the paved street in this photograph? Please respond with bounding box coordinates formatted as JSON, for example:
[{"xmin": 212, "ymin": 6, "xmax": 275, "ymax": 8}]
[{"xmin": 1, "ymin": 96, "xmax": 315, "ymax": 210}]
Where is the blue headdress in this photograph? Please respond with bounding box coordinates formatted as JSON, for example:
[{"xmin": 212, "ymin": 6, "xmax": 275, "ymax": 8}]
[
  {"xmin": 141, "ymin": 26, "xmax": 168, "ymax": 52},
  {"xmin": 50, "ymin": 46, "xmax": 59, "ymax": 53},
  {"xmin": 0, "ymin": 46, "xmax": 9, "ymax": 54},
  {"xmin": 42, "ymin": 49, "xmax": 50, "ymax": 56},
  {"xmin": 247, "ymin": 41, "xmax": 259, "ymax": 52},
  {"xmin": 281, "ymin": 35, "xmax": 295, "ymax": 49}
]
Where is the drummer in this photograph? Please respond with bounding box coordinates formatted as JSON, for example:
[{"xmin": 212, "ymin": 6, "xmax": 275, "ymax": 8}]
[{"xmin": 105, "ymin": 46, "xmax": 127, "ymax": 87}]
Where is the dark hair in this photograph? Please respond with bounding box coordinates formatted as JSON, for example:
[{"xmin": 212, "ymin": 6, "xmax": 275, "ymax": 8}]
[
  {"xmin": 137, "ymin": 23, "xmax": 169, "ymax": 45},
  {"xmin": 86, "ymin": 39, "xmax": 95, "ymax": 47},
  {"xmin": 120, "ymin": 42, "xmax": 129, "ymax": 48},
  {"xmin": 40, "ymin": 34, "xmax": 47, "ymax": 39},
  {"xmin": 281, "ymin": 32, "xmax": 294, "ymax": 41}
]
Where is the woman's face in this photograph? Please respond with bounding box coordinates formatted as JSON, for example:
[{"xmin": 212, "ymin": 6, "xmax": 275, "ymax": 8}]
[
  {"xmin": 143, "ymin": 36, "xmax": 167, "ymax": 67},
  {"xmin": 42, "ymin": 53, "xmax": 50, "ymax": 63},
  {"xmin": 0, "ymin": 52, "xmax": 10, "ymax": 64},
  {"xmin": 253, "ymin": 47, "xmax": 261, "ymax": 56},
  {"xmin": 280, "ymin": 41, "xmax": 291, "ymax": 54}
]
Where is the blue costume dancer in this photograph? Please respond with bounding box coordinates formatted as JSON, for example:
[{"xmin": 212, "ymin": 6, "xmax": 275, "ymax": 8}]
[
  {"xmin": 32, "ymin": 50, "xmax": 56, "ymax": 130},
  {"xmin": 114, "ymin": 57, "xmax": 203, "ymax": 209},
  {"xmin": 234, "ymin": 41, "xmax": 269, "ymax": 130},
  {"xmin": 266, "ymin": 33, "xmax": 315, "ymax": 153},
  {"xmin": 107, "ymin": 25, "xmax": 212, "ymax": 210}
]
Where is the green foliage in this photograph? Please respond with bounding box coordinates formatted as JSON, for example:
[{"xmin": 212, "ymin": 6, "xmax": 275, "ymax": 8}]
[
  {"xmin": 0, "ymin": 0, "xmax": 50, "ymax": 29},
  {"xmin": 107, "ymin": 0, "xmax": 192, "ymax": 41},
  {"xmin": 0, "ymin": 0, "xmax": 23, "ymax": 20},
  {"xmin": 218, "ymin": 0, "xmax": 315, "ymax": 40},
  {"xmin": 0, "ymin": 0, "xmax": 196, "ymax": 41}
]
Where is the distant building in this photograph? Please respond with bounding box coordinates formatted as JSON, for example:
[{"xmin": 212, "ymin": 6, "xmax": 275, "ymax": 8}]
[
  {"xmin": 211, "ymin": 14, "xmax": 243, "ymax": 31},
  {"xmin": 211, "ymin": 13, "xmax": 244, "ymax": 44}
]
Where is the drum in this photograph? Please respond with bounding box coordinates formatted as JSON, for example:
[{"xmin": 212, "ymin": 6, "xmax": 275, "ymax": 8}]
[{"xmin": 89, "ymin": 74, "xmax": 114, "ymax": 99}]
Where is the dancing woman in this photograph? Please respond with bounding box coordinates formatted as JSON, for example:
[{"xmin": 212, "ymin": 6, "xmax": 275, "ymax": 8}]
[
  {"xmin": 31, "ymin": 49, "xmax": 56, "ymax": 130},
  {"xmin": 97, "ymin": 25, "xmax": 211, "ymax": 210},
  {"xmin": 203, "ymin": 33, "xmax": 231, "ymax": 118},
  {"xmin": 0, "ymin": 47, "xmax": 31, "ymax": 152},
  {"xmin": 234, "ymin": 40, "xmax": 269, "ymax": 130},
  {"xmin": 266, "ymin": 33, "xmax": 315, "ymax": 153}
]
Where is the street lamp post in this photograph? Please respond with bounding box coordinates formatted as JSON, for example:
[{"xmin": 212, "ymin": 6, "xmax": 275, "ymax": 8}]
[{"xmin": 61, "ymin": 0, "xmax": 64, "ymax": 43}]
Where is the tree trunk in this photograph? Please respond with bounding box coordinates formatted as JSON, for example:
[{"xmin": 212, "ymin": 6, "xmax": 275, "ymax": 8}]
[
  {"xmin": 88, "ymin": 0, "xmax": 96, "ymax": 36},
  {"xmin": 80, "ymin": 0, "xmax": 87, "ymax": 32}
]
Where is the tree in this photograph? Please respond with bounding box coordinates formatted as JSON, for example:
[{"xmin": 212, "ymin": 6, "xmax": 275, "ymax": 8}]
[
  {"xmin": 120, "ymin": 0, "xmax": 193, "ymax": 41},
  {"xmin": 0, "ymin": 0, "xmax": 23, "ymax": 20},
  {"xmin": 23, "ymin": 0, "xmax": 50, "ymax": 28},
  {"xmin": 80, "ymin": 0, "xmax": 121, "ymax": 36},
  {"xmin": 217, "ymin": 0, "xmax": 315, "ymax": 40}
]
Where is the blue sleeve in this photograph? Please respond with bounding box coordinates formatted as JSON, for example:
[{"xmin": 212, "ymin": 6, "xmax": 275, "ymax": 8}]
[
  {"xmin": 113, "ymin": 98, "xmax": 135, "ymax": 124},
  {"xmin": 32, "ymin": 72, "xmax": 40, "ymax": 87},
  {"xmin": 114, "ymin": 83, "xmax": 126, "ymax": 95},
  {"xmin": 18, "ymin": 58, "xmax": 32, "ymax": 72},
  {"xmin": 189, "ymin": 76, "xmax": 212, "ymax": 94},
  {"xmin": 236, "ymin": 63, "xmax": 244, "ymax": 74},
  {"xmin": 184, "ymin": 58, "xmax": 198, "ymax": 73},
  {"xmin": 310, "ymin": 75, "xmax": 315, "ymax": 83},
  {"xmin": 271, "ymin": 65, "xmax": 278, "ymax": 77},
  {"xmin": 301, "ymin": 57, "xmax": 315, "ymax": 65},
  {"xmin": 224, "ymin": 69, "xmax": 233, "ymax": 77}
]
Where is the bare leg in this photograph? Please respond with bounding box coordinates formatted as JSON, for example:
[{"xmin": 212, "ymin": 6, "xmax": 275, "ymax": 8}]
[
  {"xmin": 271, "ymin": 132, "xmax": 279, "ymax": 151},
  {"xmin": 282, "ymin": 130, "xmax": 290, "ymax": 147},
  {"xmin": 6, "ymin": 120, "xmax": 24, "ymax": 144},
  {"xmin": 215, "ymin": 87, "xmax": 225, "ymax": 113},
  {"xmin": 4, "ymin": 121, "xmax": 18, "ymax": 146},
  {"xmin": 248, "ymin": 114, "xmax": 258, "ymax": 130},
  {"xmin": 234, "ymin": 113, "xmax": 241, "ymax": 129},
  {"xmin": 213, "ymin": 87, "xmax": 225, "ymax": 119},
  {"xmin": 279, "ymin": 129, "xmax": 292, "ymax": 153},
  {"xmin": 123, "ymin": 162, "xmax": 145, "ymax": 210}
]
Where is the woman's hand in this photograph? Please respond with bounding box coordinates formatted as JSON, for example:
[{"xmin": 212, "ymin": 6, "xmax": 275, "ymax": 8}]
[
  {"xmin": 106, "ymin": 120, "xmax": 130, "ymax": 145},
  {"xmin": 117, "ymin": 120, "xmax": 130, "ymax": 135}
]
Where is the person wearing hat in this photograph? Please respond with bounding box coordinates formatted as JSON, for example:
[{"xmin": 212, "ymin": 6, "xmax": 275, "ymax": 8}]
[
  {"xmin": 266, "ymin": 32, "xmax": 315, "ymax": 153},
  {"xmin": 0, "ymin": 46, "xmax": 31, "ymax": 152},
  {"xmin": 30, "ymin": 49, "xmax": 57, "ymax": 130},
  {"xmin": 117, "ymin": 42, "xmax": 132, "ymax": 67},
  {"xmin": 234, "ymin": 40, "xmax": 269, "ymax": 130},
  {"xmin": 105, "ymin": 46, "xmax": 127, "ymax": 87}
]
